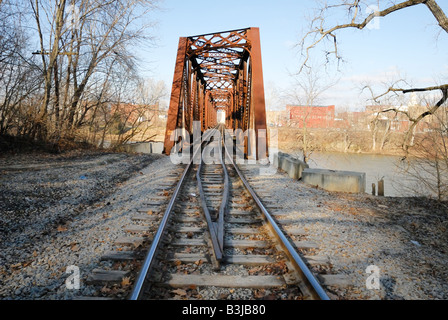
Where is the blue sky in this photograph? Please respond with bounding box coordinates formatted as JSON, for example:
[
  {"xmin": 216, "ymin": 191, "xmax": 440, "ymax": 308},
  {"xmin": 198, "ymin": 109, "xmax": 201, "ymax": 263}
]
[{"xmin": 139, "ymin": 0, "xmax": 448, "ymax": 111}]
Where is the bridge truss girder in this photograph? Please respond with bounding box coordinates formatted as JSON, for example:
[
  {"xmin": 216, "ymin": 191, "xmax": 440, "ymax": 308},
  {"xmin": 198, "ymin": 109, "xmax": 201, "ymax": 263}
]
[{"xmin": 163, "ymin": 27, "xmax": 268, "ymax": 159}]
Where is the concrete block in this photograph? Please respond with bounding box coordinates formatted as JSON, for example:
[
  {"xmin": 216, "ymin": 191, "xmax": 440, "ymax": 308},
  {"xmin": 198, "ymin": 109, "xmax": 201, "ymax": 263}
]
[
  {"xmin": 123, "ymin": 141, "xmax": 164, "ymax": 154},
  {"xmin": 302, "ymin": 168, "xmax": 366, "ymax": 193},
  {"xmin": 273, "ymin": 152, "xmax": 309, "ymax": 180}
]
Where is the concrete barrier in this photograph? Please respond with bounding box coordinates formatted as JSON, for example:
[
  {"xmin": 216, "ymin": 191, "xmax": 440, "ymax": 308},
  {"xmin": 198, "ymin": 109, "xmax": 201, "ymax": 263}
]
[
  {"xmin": 123, "ymin": 141, "xmax": 164, "ymax": 154},
  {"xmin": 302, "ymin": 168, "xmax": 366, "ymax": 193},
  {"xmin": 273, "ymin": 152, "xmax": 309, "ymax": 180}
]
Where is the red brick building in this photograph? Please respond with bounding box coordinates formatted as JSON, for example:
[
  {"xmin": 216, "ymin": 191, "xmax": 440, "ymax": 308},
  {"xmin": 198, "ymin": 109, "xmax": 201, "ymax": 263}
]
[{"xmin": 287, "ymin": 105, "xmax": 335, "ymax": 128}]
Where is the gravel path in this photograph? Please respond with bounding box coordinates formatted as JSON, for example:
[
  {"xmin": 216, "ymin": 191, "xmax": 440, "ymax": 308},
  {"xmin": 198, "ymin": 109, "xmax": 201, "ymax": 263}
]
[
  {"xmin": 0, "ymin": 151, "xmax": 178, "ymax": 300},
  {"xmin": 240, "ymin": 161, "xmax": 448, "ymax": 300}
]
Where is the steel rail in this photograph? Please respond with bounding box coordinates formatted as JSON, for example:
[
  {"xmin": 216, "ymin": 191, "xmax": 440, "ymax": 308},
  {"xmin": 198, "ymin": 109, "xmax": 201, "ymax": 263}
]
[
  {"xmin": 195, "ymin": 125, "xmax": 230, "ymax": 264},
  {"xmin": 222, "ymin": 130, "xmax": 330, "ymax": 301},
  {"xmin": 217, "ymin": 126, "xmax": 230, "ymax": 252},
  {"xmin": 196, "ymin": 134, "xmax": 223, "ymax": 262},
  {"xmin": 129, "ymin": 129, "xmax": 215, "ymax": 300},
  {"xmin": 129, "ymin": 158, "xmax": 191, "ymax": 300}
]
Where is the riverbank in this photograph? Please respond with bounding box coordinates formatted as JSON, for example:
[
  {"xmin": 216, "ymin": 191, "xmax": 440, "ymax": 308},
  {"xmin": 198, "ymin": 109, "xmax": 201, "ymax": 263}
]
[
  {"xmin": 0, "ymin": 149, "xmax": 447, "ymax": 300},
  {"xmin": 280, "ymin": 145, "xmax": 407, "ymax": 159},
  {"xmin": 274, "ymin": 126, "xmax": 409, "ymax": 158}
]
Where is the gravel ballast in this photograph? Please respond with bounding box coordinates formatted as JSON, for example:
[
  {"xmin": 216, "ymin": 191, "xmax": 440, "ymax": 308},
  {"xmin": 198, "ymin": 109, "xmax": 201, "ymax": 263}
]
[
  {"xmin": 240, "ymin": 162, "xmax": 448, "ymax": 300},
  {"xmin": 1, "ymin": 150, "xmax": 447, "ymax": 300},
  {"xmin": 0, "ymin": 150, "xmax": 178, "ymax": 300}
]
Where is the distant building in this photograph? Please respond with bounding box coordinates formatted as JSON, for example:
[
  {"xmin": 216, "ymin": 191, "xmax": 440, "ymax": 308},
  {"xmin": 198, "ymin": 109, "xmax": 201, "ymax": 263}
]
[
  {"xmin": 364, "ymin": 104, "xmax": 424, "ymax": 133},
  {"xmin": 286, "ymin": 105, "xmax": 335, "ymax": 128},
  {"xmin": 270, "ymin": 103, "xmax": 443, "ymax": 133},
  {"xmin": 335, "ymin": 111, "xmax": 366, "ymax": 129}
]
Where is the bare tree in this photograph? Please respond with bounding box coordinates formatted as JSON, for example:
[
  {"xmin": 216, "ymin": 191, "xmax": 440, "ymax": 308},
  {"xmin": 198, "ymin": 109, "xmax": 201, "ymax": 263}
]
[
  {"xmin": 136, "ymin": 78, "xmax": 167, "ymax": 110},
  {"xmin": 300, "ymin": 0, "xmax": 448, "ymax": 152},
  {"xmin": 396, "ymin": 106, "xmax": 448, "ymax": 201},
  {"xmin": 0, "ymin": 0, "xmax": 43, "ymax": 138},
  {"xmin": 29, "ymin": 0, "xmax": 67, "ymax": 139},
  {"xmin": 287, "ymin": 64, "xmax": 337, "ymax": 163},
  {"xmin": 335, "ymin": 107, "xmax": 354, "ymax": 152},
  {"xmin": 25, "ymin": 0, "xmax": 158, "ymax": 146}
]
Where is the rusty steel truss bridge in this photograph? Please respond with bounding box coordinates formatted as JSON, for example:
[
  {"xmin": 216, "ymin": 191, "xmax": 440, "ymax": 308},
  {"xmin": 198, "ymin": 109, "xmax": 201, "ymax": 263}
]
[{"xmin": 163, "ymin": 27, "xmax": 268, "ymax": 160}]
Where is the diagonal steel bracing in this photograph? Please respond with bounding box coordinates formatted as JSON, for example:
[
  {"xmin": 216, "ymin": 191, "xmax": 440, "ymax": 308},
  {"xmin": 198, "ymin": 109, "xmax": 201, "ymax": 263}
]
[{"xmin": 163, "ymin": 27, "xmax": 268, "ymax": 160}]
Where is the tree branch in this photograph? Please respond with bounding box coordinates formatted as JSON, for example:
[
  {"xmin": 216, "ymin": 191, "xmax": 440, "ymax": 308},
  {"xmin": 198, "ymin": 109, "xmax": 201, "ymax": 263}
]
[
  {"xmin": 373, "ymin": 84, "xmax": 448, "ymax": 150},
  {"xmin": 300, "ymin": 0, "xmax": 447, "ymax": 72},
  {"xmin": 425, "ymin": 0, "xmax": 448, "ymax": 33}
]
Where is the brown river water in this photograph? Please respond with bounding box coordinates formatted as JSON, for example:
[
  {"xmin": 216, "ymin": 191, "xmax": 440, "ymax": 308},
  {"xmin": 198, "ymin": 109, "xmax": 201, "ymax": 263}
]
[{"xmin": 307, "ymin": 151, "xmax": 435, "ymax": 198}]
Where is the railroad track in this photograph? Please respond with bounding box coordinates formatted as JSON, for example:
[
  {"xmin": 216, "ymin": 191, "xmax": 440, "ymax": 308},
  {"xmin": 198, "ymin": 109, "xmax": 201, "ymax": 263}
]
[{"xmin": 126, "ymin": 126, "xmax": 330, "ymax": 300}]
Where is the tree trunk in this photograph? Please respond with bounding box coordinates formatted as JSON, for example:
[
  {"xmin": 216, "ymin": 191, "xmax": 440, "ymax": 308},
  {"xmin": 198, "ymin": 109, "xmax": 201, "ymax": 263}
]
[{"xmin": 380, "ymin": 120, "xmax": 391, "ymax": 151}]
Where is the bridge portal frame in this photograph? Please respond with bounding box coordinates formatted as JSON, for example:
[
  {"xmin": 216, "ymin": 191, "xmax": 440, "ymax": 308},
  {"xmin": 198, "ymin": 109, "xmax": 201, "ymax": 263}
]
[{"xmin": 163, "ymin": 27, "xmax": 268, "ymax": 160}]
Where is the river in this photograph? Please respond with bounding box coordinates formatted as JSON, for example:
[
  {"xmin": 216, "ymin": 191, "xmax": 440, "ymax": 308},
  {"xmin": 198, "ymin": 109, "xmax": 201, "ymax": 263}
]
[
  {"xmin": 304, "ymin": 151, "xmax": 430, "ymax": 198},
  {"xmin": 124, "ymin": 141, "xmax": 434, "ymax": 198}
]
